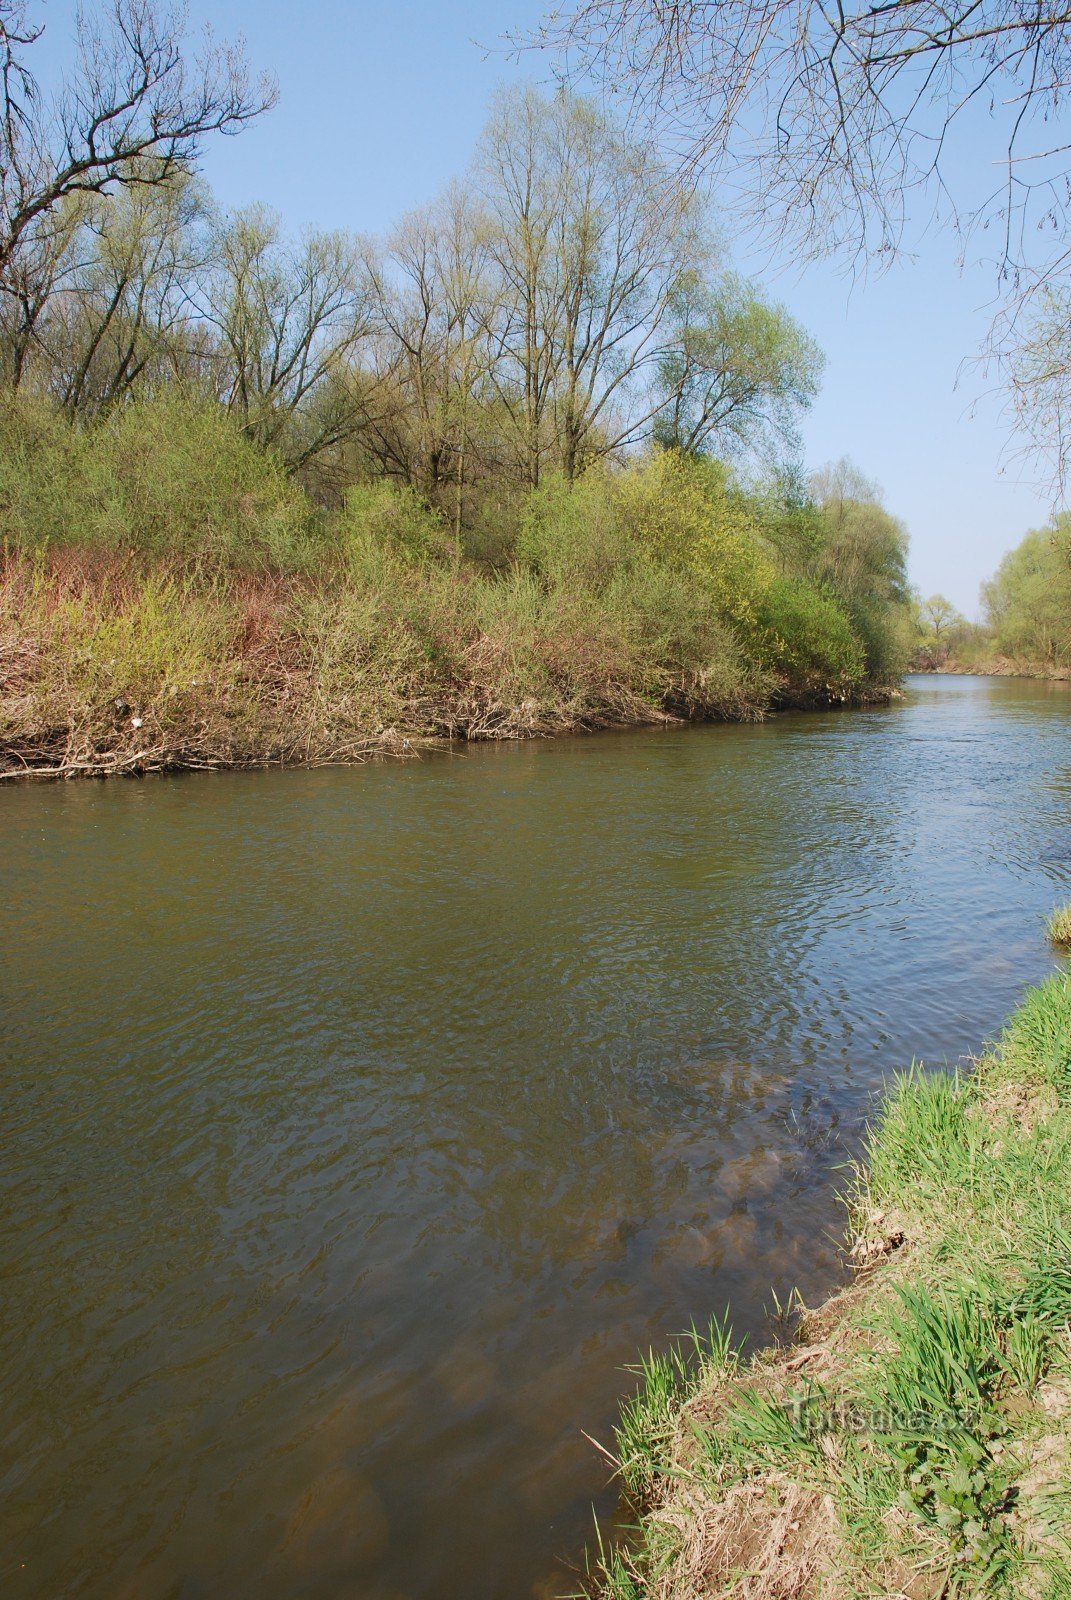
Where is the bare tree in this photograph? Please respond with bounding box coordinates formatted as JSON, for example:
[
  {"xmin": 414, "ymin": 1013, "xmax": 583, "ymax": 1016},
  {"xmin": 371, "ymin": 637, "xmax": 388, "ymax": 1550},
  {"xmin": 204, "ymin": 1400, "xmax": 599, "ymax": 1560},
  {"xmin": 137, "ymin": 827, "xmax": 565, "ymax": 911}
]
[
  {"xmin": 532, "ymin": 2, "xmax": 1071, "ymax": 270},
  {"xmin": 478, "ymin": 86, "xmax": 701, "ymax": 485},
  {"xmin": 0, "ymin": 0, "xmax": 274, "ymax": 280},
  {"xmin": 200, "ymin": 206, "xmax": 375, "ymax": 469},
  {"xmin": 33, "ymin": 171, "xmax": 208, "ymax": 410},
  {"xmin": 364, "ymin": 184, "xmax": 495, "ymax": 524}
]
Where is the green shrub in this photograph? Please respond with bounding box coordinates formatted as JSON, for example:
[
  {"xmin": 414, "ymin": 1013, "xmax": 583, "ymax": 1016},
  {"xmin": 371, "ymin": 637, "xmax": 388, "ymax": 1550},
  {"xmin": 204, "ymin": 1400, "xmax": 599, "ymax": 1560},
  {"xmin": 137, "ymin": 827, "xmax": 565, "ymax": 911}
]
[
  {"xmin": 754, "ymin": 575, "xmax": 866, "ymax": 690},
  {"xmin": 0, "ymin": 393, "xmax": 318, "ymax": 568},
  {"xmin": 612, "ymin": 450, "xmax": 773, "ymax": 629},
  {"xmin": 337, "ymin": 481, "xmax": 453, "ymax": 569},
  {"xmin": 516, "ymin": 469, "xmax": 633, "ymax": 589}
]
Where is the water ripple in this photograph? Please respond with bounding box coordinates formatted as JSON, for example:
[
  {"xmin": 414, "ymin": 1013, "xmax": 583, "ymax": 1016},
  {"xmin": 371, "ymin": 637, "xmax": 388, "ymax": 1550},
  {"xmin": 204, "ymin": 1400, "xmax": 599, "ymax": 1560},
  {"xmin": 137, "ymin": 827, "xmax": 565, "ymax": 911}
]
[{"xmin": 2, "ymin": 674, "xmax": 1070, "ymax": 1599}]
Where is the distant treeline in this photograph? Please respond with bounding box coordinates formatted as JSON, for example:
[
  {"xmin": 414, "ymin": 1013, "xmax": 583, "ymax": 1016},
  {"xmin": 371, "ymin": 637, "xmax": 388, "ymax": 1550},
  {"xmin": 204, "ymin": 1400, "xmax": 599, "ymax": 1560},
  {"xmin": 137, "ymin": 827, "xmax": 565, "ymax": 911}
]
[{"xmin": 912, "ymin": 517, "xmax": 1071, "ymax": 673}]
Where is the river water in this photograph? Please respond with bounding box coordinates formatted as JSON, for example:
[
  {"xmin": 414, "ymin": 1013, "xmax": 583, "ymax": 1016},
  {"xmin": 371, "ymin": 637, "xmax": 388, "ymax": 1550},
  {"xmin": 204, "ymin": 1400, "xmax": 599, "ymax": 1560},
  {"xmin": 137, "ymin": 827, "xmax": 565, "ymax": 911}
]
[{"xmin": 4, "ymin": 674, "xmax": 1071, "ymax": 1600}]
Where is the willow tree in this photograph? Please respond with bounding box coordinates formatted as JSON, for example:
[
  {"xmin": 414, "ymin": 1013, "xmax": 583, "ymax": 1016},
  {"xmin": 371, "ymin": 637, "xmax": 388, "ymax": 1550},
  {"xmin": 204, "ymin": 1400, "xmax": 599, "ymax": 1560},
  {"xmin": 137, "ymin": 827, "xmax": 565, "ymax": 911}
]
[
  {"xmin": 200, "ymin": 207, "xmax": 374, "ymax": 470},
  {"xmin": 531, "ymin": 0, "xmax": 1071, "ymax": 486},
  {"xmin": 364, "ymin": 184, "xmax": 495, "ymax": 525},
  {"xmin": 477, "ymin": 87, "xmax": 703, "ymax": 485},
  {"xmin": 983, "ymin": 518, "xmax": 1071, "ymax": 662},
  {"xmin": 655, "ymin": 269, "xmax": 823, "ymax": 460},
  {"xmin": 32, "ymin": 173, "xmax": 208, "ymax": 412}
]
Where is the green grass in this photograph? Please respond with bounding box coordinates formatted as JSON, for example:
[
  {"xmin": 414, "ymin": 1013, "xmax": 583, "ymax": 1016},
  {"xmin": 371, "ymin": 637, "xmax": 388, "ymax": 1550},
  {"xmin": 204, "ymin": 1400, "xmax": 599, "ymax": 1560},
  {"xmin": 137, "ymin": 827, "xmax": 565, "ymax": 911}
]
[
  {"xmin": 614, "ymin": 1317, "xmax": 737, "ymax": 1498},
  {"xmin": 588, "ymin": 956, "xmax": 1071, "ymax": 1600}
]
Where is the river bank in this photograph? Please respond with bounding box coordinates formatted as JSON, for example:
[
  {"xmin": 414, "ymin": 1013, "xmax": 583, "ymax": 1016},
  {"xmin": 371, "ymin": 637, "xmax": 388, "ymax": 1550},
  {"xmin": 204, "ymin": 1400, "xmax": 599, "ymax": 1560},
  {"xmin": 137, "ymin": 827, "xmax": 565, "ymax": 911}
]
[
  {"xmin": 0, "ymin": 548, "xmax": 897, "ymax": 782},
  {"xmin": 4, "ymin": 678, "xmax": 1066, "ymax": 1599},
  {"xmin": 913, "ymin": 659, "xmax": 1071, "ymax": 683},
  {"xmin": 0, "ymin": 396, "xmax": 916, "ymax": 782},
  {"xmin": 596, "ymin": 958, "xmax": 1071, "ymax": 1600}
]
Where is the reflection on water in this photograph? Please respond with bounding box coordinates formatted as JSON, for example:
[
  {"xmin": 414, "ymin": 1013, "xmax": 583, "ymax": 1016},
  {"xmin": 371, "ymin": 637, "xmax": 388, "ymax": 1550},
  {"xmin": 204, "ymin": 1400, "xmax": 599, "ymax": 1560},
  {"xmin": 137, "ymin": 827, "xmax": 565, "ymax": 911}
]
[{"xmin": 3, "ymin": 674, "xmax": 1071, "ymax": 1599}]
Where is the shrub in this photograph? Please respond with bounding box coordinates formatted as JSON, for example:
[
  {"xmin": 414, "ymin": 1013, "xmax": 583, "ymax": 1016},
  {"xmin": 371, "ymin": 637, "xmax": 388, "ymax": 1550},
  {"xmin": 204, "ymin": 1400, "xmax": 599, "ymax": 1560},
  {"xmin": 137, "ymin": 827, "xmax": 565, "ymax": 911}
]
[
  {"xmin": 754, "ymin": 575, "xmax": 866, "ymax": 690},
  {"xmin": 0, "ymin": 393, "xmax": 317, "ymax": 568},
  {"xmin": 337, "ymin": 481, "xmax": 453, "ymax": 569},
  {"xmin": 516, "ymin": 469, "xmax": 633, "ymax": 589},
  {"xmin": 611, "ymin": 450, "xmax": 773, "ymax": 629}
]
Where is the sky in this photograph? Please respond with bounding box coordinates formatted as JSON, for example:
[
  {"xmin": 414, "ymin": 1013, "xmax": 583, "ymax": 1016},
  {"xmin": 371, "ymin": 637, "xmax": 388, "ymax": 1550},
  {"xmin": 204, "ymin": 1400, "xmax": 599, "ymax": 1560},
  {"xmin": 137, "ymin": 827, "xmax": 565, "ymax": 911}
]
[{"xmin": 29, "ymin": 0, "xmax": 1064, "ymax": 615}]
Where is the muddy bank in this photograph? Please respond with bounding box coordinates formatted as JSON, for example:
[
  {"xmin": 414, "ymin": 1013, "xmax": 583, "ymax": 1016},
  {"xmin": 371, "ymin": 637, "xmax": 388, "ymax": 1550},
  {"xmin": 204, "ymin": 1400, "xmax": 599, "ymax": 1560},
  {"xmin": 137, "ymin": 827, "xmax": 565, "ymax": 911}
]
[
  {"xmin": 912, "ymin": 657, "xmax": 1071, "ymax": 682},
  {"xmin": 0, "ymin": 686, "xmax": 898, "ymax": 781},
  {"xmin": 0, "ymin": 689, "xmax": 895, "ymax": 781}
]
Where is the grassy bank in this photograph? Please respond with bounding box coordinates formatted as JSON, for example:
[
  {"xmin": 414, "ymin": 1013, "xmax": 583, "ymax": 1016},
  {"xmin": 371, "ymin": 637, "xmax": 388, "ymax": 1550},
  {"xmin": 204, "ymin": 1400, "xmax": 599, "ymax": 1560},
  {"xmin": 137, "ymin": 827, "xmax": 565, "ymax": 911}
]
[
  {"xmin": 595, "ymin": 959, "xmax": 1071, "ymax": 1599},
  {"xmin": 0, "ymin": 398, "xmax": 910, "ymax": 780},
  {"xmin": 0, "ymin": 545, "xmax": 774, "ymax": 777}
]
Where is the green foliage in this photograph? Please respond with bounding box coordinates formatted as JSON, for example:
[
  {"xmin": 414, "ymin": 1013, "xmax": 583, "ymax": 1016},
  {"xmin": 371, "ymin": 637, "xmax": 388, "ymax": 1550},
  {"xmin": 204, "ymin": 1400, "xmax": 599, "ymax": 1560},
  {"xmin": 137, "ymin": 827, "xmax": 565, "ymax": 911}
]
[
  {"xmin": 0, "ymin": 399, "xmax": 914, "ymax": 781},
  {"xmin": 0, "ymin": 393, "xmax": 315, "ymax": 568},
  {"xmin": 613, "ymin": 450, "xmax": 771, "ymax": 623},
  {"xmin": 516, "ymin": 469, "xmax": 634, "ymax": 588},
  {"xmin": 655, "ymin": 269, "xmax": 824, "ymax": 459},
  {"xmin": 753, "ymin": 575, "xmax": 865, "ymax": 690},
  {"xmin": 338, "ymin": 481, "xmax": 452, "ymax": 569},
  {"xmin": 808, "ymin": 461, "xmax": 913, "ymax": 680},
  {"xmin": 983, "ymin": 518, "xmax": 1071, "ymax": 664}
]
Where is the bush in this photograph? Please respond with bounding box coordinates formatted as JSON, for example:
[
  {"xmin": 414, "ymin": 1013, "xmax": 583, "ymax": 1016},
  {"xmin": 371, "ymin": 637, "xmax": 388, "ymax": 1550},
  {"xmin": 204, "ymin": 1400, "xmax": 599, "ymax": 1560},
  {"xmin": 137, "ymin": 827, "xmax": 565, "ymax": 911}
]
[
  {"xmin": 337, "ymin": 481, "xmax": 454, "ymax": 569},
  {"xmin": 611, "ymin": 450, "xmax": 774, "ymax": 629},
  {"xmin": 516, "ymin": 470, "xmax": 634, "ymax": 590},
  {"xmin": 0, "ymin": 393, "xmax": 317, "ymax": 568},
  {"xmin": 754, "ymin": 576, "xmax": 866, "ymax": 690},
  {"xmin": 1, "ymin": 413, "xmax": 913, "ymax": 776}
]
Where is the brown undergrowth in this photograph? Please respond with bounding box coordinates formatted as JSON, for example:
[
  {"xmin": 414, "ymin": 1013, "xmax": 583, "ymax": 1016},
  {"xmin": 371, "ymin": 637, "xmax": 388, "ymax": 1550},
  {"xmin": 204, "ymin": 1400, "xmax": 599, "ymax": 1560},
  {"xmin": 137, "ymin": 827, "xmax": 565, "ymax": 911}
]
[{"xmin": 0, "ymin": 547, "xmax": 885, "ymax": 781}]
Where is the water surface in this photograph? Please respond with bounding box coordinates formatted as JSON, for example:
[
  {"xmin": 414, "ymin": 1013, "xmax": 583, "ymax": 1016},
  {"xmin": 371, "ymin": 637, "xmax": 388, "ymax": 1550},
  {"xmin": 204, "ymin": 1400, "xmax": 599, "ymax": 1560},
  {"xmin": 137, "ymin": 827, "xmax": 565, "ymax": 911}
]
[{"xmin": 4, "ymin": 674, "xmax": 1071, "ymax": 1600}]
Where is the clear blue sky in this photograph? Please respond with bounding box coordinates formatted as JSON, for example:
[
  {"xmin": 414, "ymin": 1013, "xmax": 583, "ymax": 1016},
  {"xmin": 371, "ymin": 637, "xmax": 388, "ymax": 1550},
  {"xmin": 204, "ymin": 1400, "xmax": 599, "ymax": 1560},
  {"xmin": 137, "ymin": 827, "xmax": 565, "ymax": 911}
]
[{"xmin": 34, "ymin": 0, "xmax": 1061, "ymax": 614}]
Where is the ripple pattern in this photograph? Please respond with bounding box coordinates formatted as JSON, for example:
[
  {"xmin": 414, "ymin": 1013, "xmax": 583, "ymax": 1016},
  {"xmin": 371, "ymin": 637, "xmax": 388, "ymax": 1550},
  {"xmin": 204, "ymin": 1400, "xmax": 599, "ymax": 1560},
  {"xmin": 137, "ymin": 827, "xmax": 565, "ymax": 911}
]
[{"xmin": 3, "ymin": 674, "xmax": 1071, "ymax": 1599}]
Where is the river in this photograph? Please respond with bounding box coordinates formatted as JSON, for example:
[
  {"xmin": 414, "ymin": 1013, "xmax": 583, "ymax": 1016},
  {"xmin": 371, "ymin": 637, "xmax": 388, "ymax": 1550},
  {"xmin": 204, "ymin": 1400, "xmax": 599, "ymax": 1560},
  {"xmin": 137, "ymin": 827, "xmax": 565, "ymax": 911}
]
[{"xmin": 4, "ymin": 674, "xmax": 1071, "ymax": 1600}]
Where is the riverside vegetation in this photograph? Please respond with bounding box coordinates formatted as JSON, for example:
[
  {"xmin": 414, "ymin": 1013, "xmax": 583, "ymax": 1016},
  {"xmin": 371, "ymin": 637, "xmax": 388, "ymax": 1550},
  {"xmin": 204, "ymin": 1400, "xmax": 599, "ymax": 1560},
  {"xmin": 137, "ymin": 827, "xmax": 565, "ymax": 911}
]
[
  {"xmin": 911, "ymin": 517, "xmax": 1071, "ymax": 679},
  {"xmin": 593, "ymin": 938, "xmax": 1071, "ymax": 1600},
  {"xmin": 0, "ymin": 10, "xmax": 913, "ymax": 779},
  {"xmin": 0, "ymin": 403, "xmax": 912, "ymax": 778}
]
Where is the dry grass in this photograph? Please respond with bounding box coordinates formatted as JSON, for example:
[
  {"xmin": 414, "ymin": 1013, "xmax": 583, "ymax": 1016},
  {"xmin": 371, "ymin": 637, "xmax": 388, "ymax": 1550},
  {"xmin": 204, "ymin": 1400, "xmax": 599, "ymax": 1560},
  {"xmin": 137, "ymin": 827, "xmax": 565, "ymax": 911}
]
[{"xmin": 0, "ymin": 547, "xmax": 772, "ymax": 780}]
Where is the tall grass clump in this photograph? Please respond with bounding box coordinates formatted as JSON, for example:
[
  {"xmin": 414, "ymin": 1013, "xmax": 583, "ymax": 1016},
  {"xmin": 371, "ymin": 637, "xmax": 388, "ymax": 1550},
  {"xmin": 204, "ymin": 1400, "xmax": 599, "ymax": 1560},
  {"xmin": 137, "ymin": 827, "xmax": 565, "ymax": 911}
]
[{"xmin": 1046, "ymin": 904, "xmax": 1071, "ymax": 951}]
